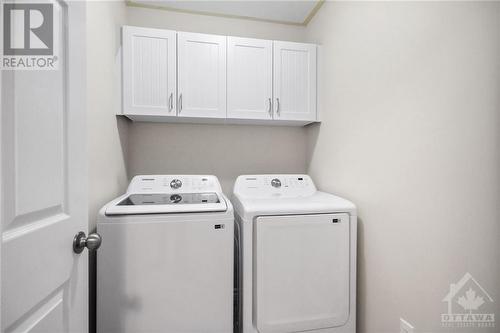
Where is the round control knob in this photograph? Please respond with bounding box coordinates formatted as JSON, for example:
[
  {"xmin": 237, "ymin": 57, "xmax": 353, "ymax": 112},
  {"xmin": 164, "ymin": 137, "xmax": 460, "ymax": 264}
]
[
  {"xmin": 170, "ymin": 179, "xmax": 182, "ymax": 189},
  {"xmin": 170, "ymin": 194, "xmax": 182, "ymax": 203},
  {"xmin": 271, "ymin": 178, "xmax": 282, "ymax": 188}
]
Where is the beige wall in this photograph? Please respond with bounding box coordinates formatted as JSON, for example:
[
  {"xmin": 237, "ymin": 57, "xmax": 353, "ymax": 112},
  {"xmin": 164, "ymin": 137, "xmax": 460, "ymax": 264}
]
[
  {"xmin": 87, "ymin": 2, "xmax": 128, "ymax": 332},
  {"xmin": 127, "ymin": 5, "xmax": 307, "ymax": 41},
  {"xmin": 306, "ymin": 2, "xmax": 500, "ymax": 332},
  {"xmin": 87, "ymin": 1, "xmax": 128, "ymax": 231},
  {"xmin": 126, "ymin": 6, "xmax": 309, "ymax": 192},
  {"xmin": 128, "ymin": 122, "xmax": 307, "ymax": 192}
]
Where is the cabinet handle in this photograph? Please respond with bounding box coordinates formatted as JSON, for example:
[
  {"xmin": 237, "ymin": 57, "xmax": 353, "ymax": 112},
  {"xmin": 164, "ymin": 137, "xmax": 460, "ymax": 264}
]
[
  {"xmin": 276, "ymin": 97, "xmax": 280, "ymax": 116},
  {"xmin": 268, "ymin": 98, "xmax": 272, "ymax": 116},
  {"xmin": 179, "ymin": 93, "xmax": 182, "ymax": 113},
  {"xmin": 169, "ymin": 93, "xmax": 173, "ymax": 112}
]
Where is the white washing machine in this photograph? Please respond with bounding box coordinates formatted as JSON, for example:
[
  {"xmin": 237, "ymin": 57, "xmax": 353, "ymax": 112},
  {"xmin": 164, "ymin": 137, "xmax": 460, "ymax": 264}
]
[
  {"xmin": 97, "ymin": 175, "xmax": 234, "ymax": 333},
  {"xmin": 232, "ymin": 174, "xmax": 357, "ymax": 333}
]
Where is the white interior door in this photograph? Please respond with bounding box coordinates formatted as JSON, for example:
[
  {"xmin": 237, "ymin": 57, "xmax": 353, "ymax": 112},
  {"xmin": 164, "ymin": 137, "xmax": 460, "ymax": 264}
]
[
  {"xmin": 273, "ymin": 41, "xmax": 317, "ymax": 122},
  {"xmin": 1, "ymin": 2, "xmax": 88, "ymax": 333},
  {"xmin": 177, "ymin": 32, "xmax": 226, "ymax": 118},
  {"xmin": 122, "ymin": 26, "xmax": 177, "ymax": 116},
  {"xmin": 254, "ymin": 214, "xmax": 350, "ymax": 333},
  {"xmin": 227, "ymin": 37, "xmax": 273, "ymax": 120}
]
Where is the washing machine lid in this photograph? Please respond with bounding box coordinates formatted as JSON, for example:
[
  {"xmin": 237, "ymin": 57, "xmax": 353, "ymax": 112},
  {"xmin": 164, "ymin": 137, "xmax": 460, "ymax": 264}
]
[
  {"xmin": 105, "ymin": 175, "xmax": 228, "ymax": 215},
  {"xmin": 232, "ymin": 175, "xmax": 356, "ymax": 221}
]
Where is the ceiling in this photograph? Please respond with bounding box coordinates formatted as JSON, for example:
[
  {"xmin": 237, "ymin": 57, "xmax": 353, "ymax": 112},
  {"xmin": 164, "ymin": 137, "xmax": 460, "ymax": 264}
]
[{"xmin": 128, "ymin": 0, "xmax": 323, "ymax": 25}]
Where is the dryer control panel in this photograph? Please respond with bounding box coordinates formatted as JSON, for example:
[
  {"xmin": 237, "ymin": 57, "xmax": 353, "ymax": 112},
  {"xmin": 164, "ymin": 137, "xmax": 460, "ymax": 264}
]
[
  {"xmin": 233, "ymin": 174, "xmax": 317, "ymax": 198},
  {"xmin": 127, "ymin": 175, "xmax": 223, "ymax": 194}
]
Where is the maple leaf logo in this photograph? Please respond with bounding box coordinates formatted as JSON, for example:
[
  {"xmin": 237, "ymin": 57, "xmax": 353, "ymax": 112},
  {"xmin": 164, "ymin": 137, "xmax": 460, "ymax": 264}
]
[{"xmin": 457, "ymin": 288, "xmax": 485, "ymax": 313}]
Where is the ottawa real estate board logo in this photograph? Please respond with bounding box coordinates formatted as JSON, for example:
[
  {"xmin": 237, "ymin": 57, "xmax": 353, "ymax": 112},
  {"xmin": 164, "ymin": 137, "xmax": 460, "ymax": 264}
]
[
  {"xmin": 441, "ymin": 272, "xmax": 495, "ymax": 329},
  {"xmin": 1, "ymin": 2, "xmax": 59, "ymax": 70}
]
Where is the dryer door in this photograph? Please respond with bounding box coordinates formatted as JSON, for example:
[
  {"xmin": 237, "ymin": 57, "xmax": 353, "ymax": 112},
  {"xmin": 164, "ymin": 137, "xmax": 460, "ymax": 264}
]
[{"xmin": 254, "ymin": 213, "xmax": 350, "ymax": 333}]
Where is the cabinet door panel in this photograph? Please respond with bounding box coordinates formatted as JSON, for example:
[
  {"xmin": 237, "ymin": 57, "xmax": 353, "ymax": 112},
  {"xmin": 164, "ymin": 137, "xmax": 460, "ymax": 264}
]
[
  {"xmin": 178, "ymin": 32, "xmax": 226, "ymax": 118},
  {"xmin": 122, "ymin": 26, "xmax": 176, "ymax": 115},
  {"xmin": 227, "ymin": 37, "xmax": 272, "ymax": 120},
  {"xmin": 273, "ymin": 41, "xmax": 316, "ymax": 121}
]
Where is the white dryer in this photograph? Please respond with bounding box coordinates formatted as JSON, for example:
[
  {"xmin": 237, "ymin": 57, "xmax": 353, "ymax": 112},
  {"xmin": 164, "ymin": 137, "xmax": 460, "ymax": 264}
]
[
  {"xmin": 97, "ymin": 175, "xmax": 234, "ymax": 333},
  {"xmin": 232, "ymin": 175, "xmax": 356, "ymax": 333}
]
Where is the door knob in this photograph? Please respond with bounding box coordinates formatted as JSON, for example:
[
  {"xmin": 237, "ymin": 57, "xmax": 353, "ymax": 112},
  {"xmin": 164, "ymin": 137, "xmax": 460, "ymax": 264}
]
[{"xmin": 73, "ymin": 231, "xmax": 102, "ymax": 254}]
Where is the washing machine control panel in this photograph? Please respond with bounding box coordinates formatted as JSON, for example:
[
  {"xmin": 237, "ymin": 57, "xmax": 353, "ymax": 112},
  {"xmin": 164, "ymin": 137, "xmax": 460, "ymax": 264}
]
[
  {"xmin": 234, "ymin": 174, "xmax": 317, "ymax": 198},
  {"xmin": 127, "ymin": 175, "xmax": 223, "ymax": 194}
]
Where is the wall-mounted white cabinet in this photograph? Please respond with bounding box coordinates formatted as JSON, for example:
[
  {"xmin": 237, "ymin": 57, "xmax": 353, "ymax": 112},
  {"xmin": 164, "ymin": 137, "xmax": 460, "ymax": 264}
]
[
  {"xmin": 122, "ymin": 26, "xmax": 177, "ymax": 116},
  {"xmin": 274, "ymin": 41, "xmax": 317, "ymax": 122},
  {"xmin": 227, "ymin": 37, "xmax": 273, "ymax": 120},
  {"xmin": 178, "ymin": 32, "xmax": 227, "ymax": 118},
  {"xmin": 121, "ymin": 26, "xmax": 319, "ymax": 126}
]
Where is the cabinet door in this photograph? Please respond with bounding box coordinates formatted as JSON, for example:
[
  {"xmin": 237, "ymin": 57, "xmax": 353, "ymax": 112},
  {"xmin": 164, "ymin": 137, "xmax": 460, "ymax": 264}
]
[
  {"xmin": 273, "ymin": 41, "xmax": 317, "ymax": 122},
  {"xmin": 122, "ymin": 26, "xmax": 176, "ymax": 116},
  {"xmin": 227, "ymin": 37, "xmax": 273, "ymax": 120},
  {"xmin": 177, "ymin": 32, "xmax": 226, "ymax": 118}
]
